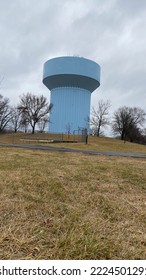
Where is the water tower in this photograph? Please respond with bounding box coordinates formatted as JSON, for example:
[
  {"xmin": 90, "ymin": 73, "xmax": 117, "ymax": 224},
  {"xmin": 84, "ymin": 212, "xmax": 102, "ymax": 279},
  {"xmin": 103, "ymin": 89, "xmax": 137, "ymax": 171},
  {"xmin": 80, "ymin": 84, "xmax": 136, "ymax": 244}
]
[{"xmin": 42, "ymin": 56, "xmax": 100, "ymax": 133}]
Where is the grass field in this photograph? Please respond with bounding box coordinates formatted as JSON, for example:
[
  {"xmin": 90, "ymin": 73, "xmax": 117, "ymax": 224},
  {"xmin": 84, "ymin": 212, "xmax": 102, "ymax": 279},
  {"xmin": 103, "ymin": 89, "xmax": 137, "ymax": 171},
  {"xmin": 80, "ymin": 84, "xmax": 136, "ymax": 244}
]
[
  {"xmin": 0, "ymin": 144, "xmax": 146, "ymax": 259},
  {"xmin": 0, "ymin": 132, "xmax": 146, "ymax": 154}
]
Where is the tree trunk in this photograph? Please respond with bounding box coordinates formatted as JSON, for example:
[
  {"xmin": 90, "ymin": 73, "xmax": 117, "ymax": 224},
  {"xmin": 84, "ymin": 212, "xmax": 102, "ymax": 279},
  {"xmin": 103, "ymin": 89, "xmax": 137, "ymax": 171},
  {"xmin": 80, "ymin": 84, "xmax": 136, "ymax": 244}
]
[
  {"xmin": 32, "ymin": 126, "xmax": 35, "ymax": 134},
  {"xmin": 121, "ymin": 131, "xmax": 125, "ymax": 140},
  {"xmin": 96, "ymin": 126, "xmax": 100, "ymax": 136}
]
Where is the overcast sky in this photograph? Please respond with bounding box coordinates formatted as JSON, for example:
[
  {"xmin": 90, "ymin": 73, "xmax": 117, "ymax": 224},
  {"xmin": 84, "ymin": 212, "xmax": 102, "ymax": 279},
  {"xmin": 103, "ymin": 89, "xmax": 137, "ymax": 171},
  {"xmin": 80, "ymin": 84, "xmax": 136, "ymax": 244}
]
[{"xmin": 0, "ymin": 0, "xmax": 146, "ymax": 116}]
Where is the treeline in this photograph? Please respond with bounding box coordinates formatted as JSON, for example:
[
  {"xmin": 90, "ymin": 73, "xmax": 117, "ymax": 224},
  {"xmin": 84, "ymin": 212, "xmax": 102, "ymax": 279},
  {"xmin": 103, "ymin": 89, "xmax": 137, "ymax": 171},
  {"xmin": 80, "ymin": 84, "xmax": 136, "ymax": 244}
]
[
  {"xmin": 0, "ymin": 93, "xmax": 53, "ymax": 134},
  {"xmin": 0, "ymin": 94, "xmax": 146, "ymax": 144},
  {"xmin": 89, "ymin": 100, "xmax": 146, "ymax": 145}
]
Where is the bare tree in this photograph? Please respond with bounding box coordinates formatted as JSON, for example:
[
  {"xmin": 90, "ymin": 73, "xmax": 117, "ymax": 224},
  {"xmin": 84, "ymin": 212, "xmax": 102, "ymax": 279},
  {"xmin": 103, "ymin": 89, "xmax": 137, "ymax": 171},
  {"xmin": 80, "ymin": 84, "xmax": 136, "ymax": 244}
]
[
  {"xmin": 66, "ymin": 122, "xmax": 72, "ymax": 134},
  {"xmin": 37, "ymin": 116, "xmax": 49, "ymax": 132},
  {"xmin": 141, "ymin": 128, "xmax": 146, "ymax": 144},
  {"xmin": 112, "ymin": 106, "xmax": 146, "ymax": 141},
  {"xmin": 0, "ymin": 95, "xmax": 13, "ymax": 132},
  {"xmin": 90, "ymin": 99, "xmax": 111, "ymax": 136},
  {"xmin": 10, "ymin": 107, "xmax": 22, "ymax": 132},
  {"xmin": 19, "ymin": 110, "xmax": 29, "ymax": 133},
  {"xmin": 18, "ymin": 93, "xmax": 53, "ymax": 133}
]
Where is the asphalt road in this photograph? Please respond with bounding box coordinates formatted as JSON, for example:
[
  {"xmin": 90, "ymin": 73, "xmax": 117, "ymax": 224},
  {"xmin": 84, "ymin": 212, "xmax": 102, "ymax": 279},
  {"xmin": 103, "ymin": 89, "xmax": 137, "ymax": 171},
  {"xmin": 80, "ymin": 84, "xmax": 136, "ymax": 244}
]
[{"xmin": 0, "ymin": 142, "xmax": 146, "ymax": 158}]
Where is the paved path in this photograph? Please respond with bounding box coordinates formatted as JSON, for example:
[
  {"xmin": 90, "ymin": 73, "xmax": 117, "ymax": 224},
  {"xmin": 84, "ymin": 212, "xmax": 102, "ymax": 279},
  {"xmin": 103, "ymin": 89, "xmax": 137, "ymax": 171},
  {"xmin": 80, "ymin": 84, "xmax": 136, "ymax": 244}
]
[{"xmin": 0, "ymin": 142, "xmax": 146, "ymax": 158}]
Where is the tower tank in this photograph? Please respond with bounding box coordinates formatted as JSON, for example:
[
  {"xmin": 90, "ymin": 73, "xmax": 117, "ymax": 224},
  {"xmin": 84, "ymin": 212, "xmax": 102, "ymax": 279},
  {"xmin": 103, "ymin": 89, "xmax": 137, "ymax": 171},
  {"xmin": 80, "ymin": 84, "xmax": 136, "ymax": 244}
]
[{"xmin": 42, "ymin": 56, "xmax": 100, "ymax": 133}]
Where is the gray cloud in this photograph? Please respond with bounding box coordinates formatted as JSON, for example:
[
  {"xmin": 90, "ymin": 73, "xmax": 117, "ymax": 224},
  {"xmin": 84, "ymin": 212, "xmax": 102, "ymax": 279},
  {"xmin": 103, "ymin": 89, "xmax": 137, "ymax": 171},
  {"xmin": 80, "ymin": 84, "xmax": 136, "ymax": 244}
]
[{"xmin": 0, "ymin": 0, "xmax": 146, "ymax": 118}]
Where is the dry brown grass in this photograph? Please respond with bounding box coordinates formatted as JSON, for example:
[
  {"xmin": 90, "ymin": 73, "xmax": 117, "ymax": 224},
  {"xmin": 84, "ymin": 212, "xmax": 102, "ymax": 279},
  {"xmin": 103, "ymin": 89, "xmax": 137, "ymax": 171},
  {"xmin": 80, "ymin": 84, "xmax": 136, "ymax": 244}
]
[
  {"xmin": 0, "ymin": 132, "xmax": 146, "ymax": 154},
  {"xmin": 0, "ymin": 146, "xmax": 146, "ymax": 260},
  {"xmin": 48, "ymin": 135, "xmax": 146, "ymax": 154}
]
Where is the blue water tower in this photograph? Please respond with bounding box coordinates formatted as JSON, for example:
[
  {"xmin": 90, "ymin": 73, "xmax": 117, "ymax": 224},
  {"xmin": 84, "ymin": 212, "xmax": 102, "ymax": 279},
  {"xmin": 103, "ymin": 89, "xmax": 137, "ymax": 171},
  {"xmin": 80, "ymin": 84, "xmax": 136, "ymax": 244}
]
[{"xmin": 43, "ymin": 56, "xmax": 100, "ymax": 133}]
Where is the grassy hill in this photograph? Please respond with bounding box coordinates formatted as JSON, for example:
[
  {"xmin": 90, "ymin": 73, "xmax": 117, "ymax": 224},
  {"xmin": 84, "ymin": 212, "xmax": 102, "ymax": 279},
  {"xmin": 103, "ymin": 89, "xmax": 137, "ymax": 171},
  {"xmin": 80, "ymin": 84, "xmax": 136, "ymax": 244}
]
[
  {"xmin": 0, "ymin": 132, "xmax": 146, "ymax": 154},
  {"xmin": 0, "ymin": 135, "xmax": 146, "ymax": 259},
  {"xmin": 49, "ymin": 135, "xmax": 146, "ymax": 154}
]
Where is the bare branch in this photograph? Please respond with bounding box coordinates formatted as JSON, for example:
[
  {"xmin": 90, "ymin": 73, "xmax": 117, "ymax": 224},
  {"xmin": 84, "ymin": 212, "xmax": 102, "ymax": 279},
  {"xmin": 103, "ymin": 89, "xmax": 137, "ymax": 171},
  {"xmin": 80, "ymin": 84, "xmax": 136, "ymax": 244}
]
[
  {"xmin": 90, "ymin": 99, "xmax": 111, "ymax": 136},
  {"xmin": 112, "ymin": 106, "xmax": 146, "ymax": 141},
  {"xmin": 0, "ymin": 95, "xmax": 13, "ymax": 132},
  {"xmin": 18, "ymin": 93, "xmax": 53, "ymax": 133}
]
